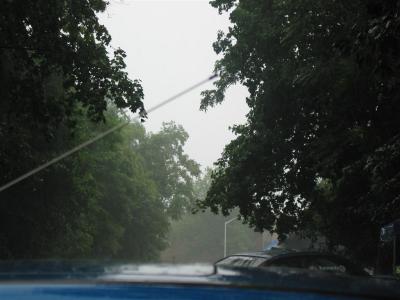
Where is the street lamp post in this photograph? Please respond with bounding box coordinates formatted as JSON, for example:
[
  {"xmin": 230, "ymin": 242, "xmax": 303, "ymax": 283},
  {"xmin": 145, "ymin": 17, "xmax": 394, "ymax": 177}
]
[{"xmin": 224, "ymin": 217, "xmax": 238, "ymax": 257}]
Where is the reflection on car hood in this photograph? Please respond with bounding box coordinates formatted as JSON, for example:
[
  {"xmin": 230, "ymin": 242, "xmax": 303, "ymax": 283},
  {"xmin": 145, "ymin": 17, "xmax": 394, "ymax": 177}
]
[{"xmin": 0, "ymin": 261, "xmax": 399, "ymax": 299}]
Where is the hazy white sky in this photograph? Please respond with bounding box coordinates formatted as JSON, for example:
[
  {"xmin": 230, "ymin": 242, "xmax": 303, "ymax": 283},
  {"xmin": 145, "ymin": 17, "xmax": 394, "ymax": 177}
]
[{"xmin": 99, "ymin": 0, "xmax": 249, "ymax": 168}]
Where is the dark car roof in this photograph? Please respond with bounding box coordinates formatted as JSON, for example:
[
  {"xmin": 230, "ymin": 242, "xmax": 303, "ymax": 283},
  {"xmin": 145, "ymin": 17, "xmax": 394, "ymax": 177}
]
[
  {"xmin": 0, "ymin": 261, "xmax": 399, "ymax": 299},
  {"xmin": 226, "ymin": 248, "xmax": 354, "ymax": 261},
  {"xmin": 216, "ymin": 248, "xmax": 369, "ymax": 277},
  {"xmin": 232, "ymin": 247, "xmax": 299, "ymax": 259}
]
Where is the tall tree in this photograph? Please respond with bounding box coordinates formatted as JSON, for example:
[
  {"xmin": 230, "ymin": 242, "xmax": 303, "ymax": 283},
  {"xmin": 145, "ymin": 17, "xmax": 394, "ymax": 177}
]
[
  {"xmin": 199, "ymin": 0, "xmax": 400, "ymax": 264},
  {"xmin": 136, "ymin": 122, "xmax": 201, "ymax": 219},
  {"xmin": 0, "ymin": 1, "xmax": 201, "ymax": 261},
  {"xmin": 0, "ymin": 0, "xmax": 144, "ymax": 188},
  {"xmin": 0, "ymin": 108, "xmax": 199, "ymax": 260}
]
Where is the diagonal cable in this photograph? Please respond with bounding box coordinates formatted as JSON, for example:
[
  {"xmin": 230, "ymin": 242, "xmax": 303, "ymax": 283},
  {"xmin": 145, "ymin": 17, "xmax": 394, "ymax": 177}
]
[{"xmin": 0, "ymin": 74, "xmax": 217, "ymax": 193}]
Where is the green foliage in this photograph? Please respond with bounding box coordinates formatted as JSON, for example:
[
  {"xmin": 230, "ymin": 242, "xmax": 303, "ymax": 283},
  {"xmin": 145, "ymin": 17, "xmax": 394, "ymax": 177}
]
[
  {"xmin": 0, "ymin": 0, "xmax": 189, "ymax": 260},
  {"xmin": 136, "ymin": 122, "xmax": 201, "ymax": 219},
  {"xmin": 0, "ymin": 0, "xmax": 144, "ymax": 190},
  {"xmin": 200, "ymin": 0, "xmax": 400, "ymax": 264},
  {"xmin": 0, "ymin": 107, "xmax": 199, "ymax": 260},
  {"xmin": 1, "ymin": 0, "xmax": 144, "ymax": 122}
]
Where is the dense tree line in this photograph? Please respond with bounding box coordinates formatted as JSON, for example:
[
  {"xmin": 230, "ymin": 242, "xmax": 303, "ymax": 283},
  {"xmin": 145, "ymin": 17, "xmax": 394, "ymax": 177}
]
[
  {"xmin": 0, "ymin": 0, "xmax": 200, "ymax": 259},
  {"xmin": 1, "ymin": 0, "xmax": 145, "ymax": 181},
  {"xmin": 0, "ymin": 107, "xmax": 199, "ymax": 259},
  {"xmin": 200, "ymin": 0, "xmax": 400, "ymax": 264}
]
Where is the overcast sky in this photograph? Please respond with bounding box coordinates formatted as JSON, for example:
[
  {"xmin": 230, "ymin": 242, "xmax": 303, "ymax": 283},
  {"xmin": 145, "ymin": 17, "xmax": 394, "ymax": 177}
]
[{"xmin": 98, "ymin": 0, "xmax": 249, "ymax": 168}]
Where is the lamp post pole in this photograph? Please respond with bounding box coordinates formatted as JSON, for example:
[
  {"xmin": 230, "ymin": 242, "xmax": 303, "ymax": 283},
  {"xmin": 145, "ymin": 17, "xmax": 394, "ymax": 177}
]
[{"xmin": 224, "ymin": 217, "xmax": 238, "ymax": 257}]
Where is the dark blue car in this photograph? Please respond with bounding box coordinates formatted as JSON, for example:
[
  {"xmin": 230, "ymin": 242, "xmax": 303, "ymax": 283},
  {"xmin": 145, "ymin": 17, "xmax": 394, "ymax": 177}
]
[{"xmin": 0, "ymin": 260, "xmax": 399, "ymax": 300}]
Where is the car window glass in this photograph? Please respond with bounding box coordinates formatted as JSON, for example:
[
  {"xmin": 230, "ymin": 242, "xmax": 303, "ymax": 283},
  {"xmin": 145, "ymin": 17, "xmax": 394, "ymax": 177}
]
[
  {"xmin": 217, "ymin": 256, "xmax": 246, "ymax": 266},
  {"xmin": 217, "ymin": 256, "xmax": 264, "ymax": 268},
  {"xmin": 231, "ymin": 258, "xmax": 247, "ymax": 266},
  {"xmin": 249, "ymin": 257, "xmax": 267, "ymax": 267},
  {"xmin": 217, "ymin": 256, "xmax": 237, "ymax": 266}
]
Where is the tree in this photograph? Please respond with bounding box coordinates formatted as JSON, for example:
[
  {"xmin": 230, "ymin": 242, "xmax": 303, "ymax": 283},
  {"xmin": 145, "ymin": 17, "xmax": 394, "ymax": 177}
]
[
  {"xmin": 0, "ymin": 0, "xmax": 144, "ymax": 190},
  {"xmin": 136, "ymin": 122, "xmax": 201, "ymax": 219},
  {"xmin": 0, "ymin": 109, "xmax": 158, "ymax": 260},
  {"xmin": 199, "ymin": 0, "xmax": 400, "ymax": 264},
  {"xmin": 0, "ymin": 105, "xmax": 200, "ymax": 260},
  {"xmin": 0, "ymin": 1, "xmax": 202, "ymax": 261}
]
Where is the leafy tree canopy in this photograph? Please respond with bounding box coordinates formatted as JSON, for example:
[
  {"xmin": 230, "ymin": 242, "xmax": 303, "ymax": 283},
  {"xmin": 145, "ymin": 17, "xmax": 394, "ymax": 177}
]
[
  {"xmin": 199, "ymin": 0, "xmax": 400, "ymax": 263},
  {"xmin": 0, "ymin": 107, "xmax": 198, "ymax": 260},
  {"xmin": 0, "ymin": 0, "xmax": 203, "ymax": 261},
  {"xmin": 136, "ymin": 122, "xmax": 201, "ymax": 219},
  {"xmin": 1, "ymin": 0, "xmax": 144, "ymax": 122},
  {"xmin": 0, "ymin": 0, "xmax": 144, "ymax": 186}
]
